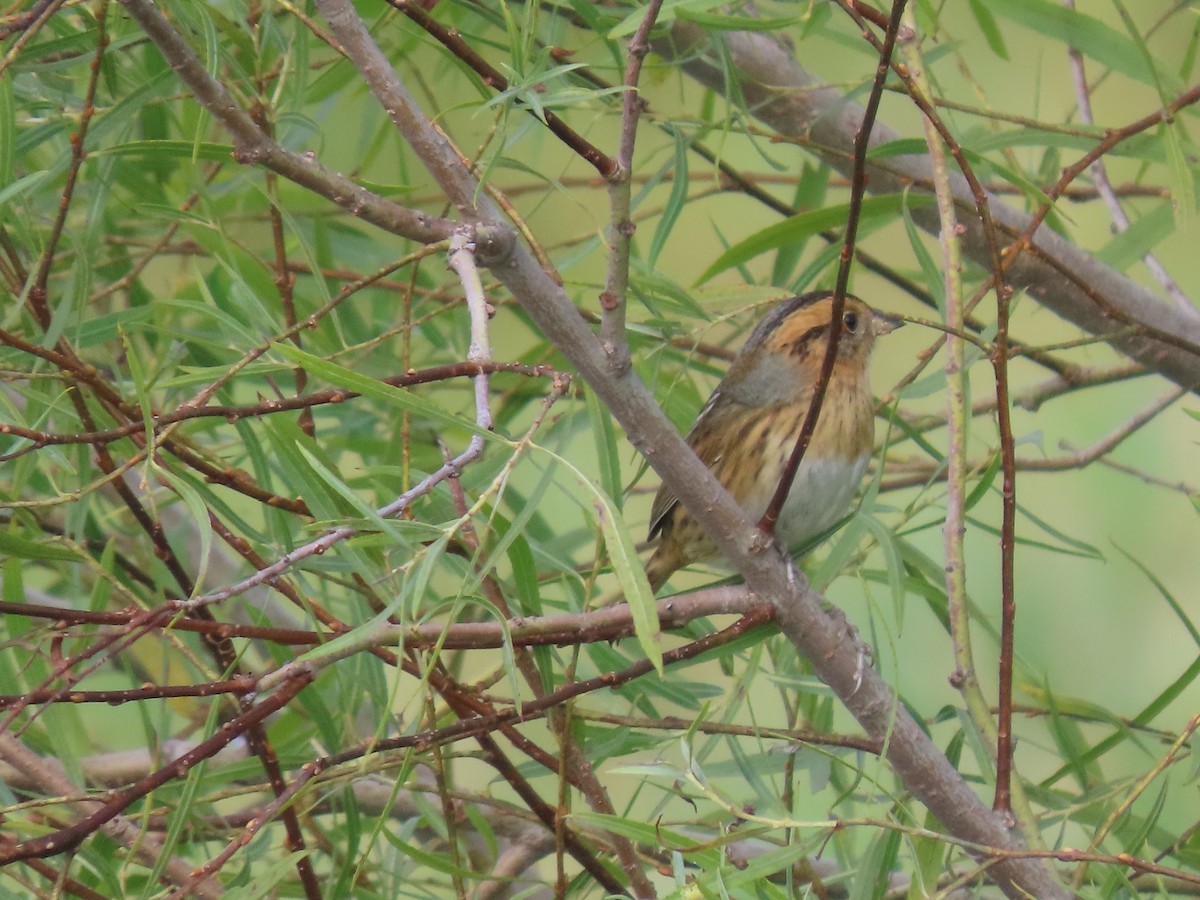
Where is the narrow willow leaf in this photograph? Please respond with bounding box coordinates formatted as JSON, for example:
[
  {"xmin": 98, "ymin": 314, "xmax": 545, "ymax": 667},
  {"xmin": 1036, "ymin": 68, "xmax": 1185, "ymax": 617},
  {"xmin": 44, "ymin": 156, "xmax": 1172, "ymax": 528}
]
[
  {"xmin": 674, "ymin": 8, "xmax": 798, "ymax": 31},
  {"xmin": 859, "ymin": 515, "xmax": 906, "ymax": 627},
  {"xmin": 1097, "ymin": 202, "xmax": 1175, "ymax": 271},
  {"xmin": 1043, "ymin": 682, "xmax": 1103, "ymax": 789},
  {"xmin": 963, "ymin": 452, "xmax": 1002, "ymax": 513},
  {"xmin": 849, "ymin": 825, "xmax": 901, "ymax": 900},
  {"xmin": 1115, "ymin": 545, "xmax": 1200, "ymax": 647},
  {"xmin": 272, "ymin": 343, "xmax": 495, "ymax": 441},
  {"xmin": 585, "ymin": 386, "xmax": 623, "ymax": 511},
  {"xmin": 0, "ymin": 170, "xmax": 50, "ymax": 210},
  {"xmin": 296, "ymin": 446, "xmax": 395, "ymax": 533},
  {"xmin": 697, "ymin": 195, "xmax": 934, "ymax": 285},
  {"xmin": 529, "ymin": 446, "xmax": 659, "ymax": 669},
  {"xmin": 0, "ymin": 531, "xmax": 80, "ymax": 562},
  {"xmin": 157, "ymin": 469, "xmax": 215, "ymax": 598},
  {"xmin": 772, "ymin": 164, "xmax": 827, "ymax": 286},
  {"xmin": 712, "ymin": 843, "xmax": 815, "ymax": 890},
  {"xmin": 647, "ymin": 129, "xmax": 690, "ymax": 270},
  {"xmin": 967, "ymin": 0, "xmax": 1009, "ymax": 59},
  {"xmin": 901, "ymin": 193, "xmax": 945, "ymax": 313},
  {"xmin": 92, "ymin": 140, "xmax": 233, "ymax": 161},
  {"xmin": 568, "ymin": 812, "xmax": 722, "ymax": 868},
  {"xmin": 608, "ymin": 0, "xmax": 728, "ymax": 39},
  {"xmin": 1163, "ymin": 124, "xmax": 1196, "ymax": 233},
  {"xmin": 872, "ymin": 138, "xmax": 1051, "ymax": 207},
  {"xmin": 991, "ymin": 0, "xmax": 1183, "ymax": 93},
  {"xmin": 144, "ymin": 700, "xmax": 224, "ymax": 892},
  {"xmin": 0, "ymin": 77, "xmax": 13, "ymax": 187}
]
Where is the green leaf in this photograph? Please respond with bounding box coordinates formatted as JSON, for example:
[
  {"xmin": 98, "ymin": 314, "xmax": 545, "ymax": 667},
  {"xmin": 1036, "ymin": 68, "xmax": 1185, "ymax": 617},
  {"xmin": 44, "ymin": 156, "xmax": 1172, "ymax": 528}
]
[
  {"xmin": 0, "ymin": 530, "xmax": 80, "ymax": 562},
  {"xmin": 157, "ymin": 468, "xmax": 215, "ymax": 598},
  {"xmin": 92, "ymin": 140, "xmax": 234, "ymax": 162},
  {"xmin": 1163, "ymin": 123, "xmax": 1196, "ymax": 233},
  {"xmin": 696, "ymin": 194, "xmax": 934, "ymax": 284},
  {"xmin": 584, "ymin": 385, "xmax": 623, "ymax": 511},
  {"xmin": 647, "ymin": 129, "xmax": 689, "ymax": 271},
  {"xmin": 859, "ymin": 514, "xmax": 906, "ymax": 626},
  {"xmin": 0, "ymin": 76, "xmax": 13, "ymax": 188},
  {"xmin": 967, "ymin": 0, "xmax": 1009, "ymax": 59},
  {"xmin": 0, "ymin": 170, "xmax": 51, "ymax": 211},
  {"xmin": 964, "ymin": 452, "xmax": 1002, "ymax": 513},
  {"xmin": 532, "ymin": 447, "xmax": 661, "ymax": 672},
  {"xmin": 1115, "ymin": 545, "xmax": 1200, "ymax": 648},
  {"xmin": 607, "ymin": 0, "xmax": 725, "ymax": 39},
  {"xmin": 271, "ymin": 343, "xmax": 496, "ymax": 441},
  {"xmin": 901, "ymin": 191, "xmax": 945, "ymax": 313},
  {"xmin": 1096, "ymin": 202, "xmax": 1176, "ymax": 272},
  {"xmin": 990, "ymin": 0, "xmax": 1183, "ymax": 93},
  {"xmin": 1043, "ymin": 682, "xmax": 1103, "ymax": 790},
  {"xmin": 850, "ymin": 825, "xmax": 901, "ymax": 900},
  {"xmin": 568, "ymin": 813, "xmax": 721, "ymax": 867},
  {"xmin": 674, "ymin": 8, "xmax": 799, "ymax": 32}
]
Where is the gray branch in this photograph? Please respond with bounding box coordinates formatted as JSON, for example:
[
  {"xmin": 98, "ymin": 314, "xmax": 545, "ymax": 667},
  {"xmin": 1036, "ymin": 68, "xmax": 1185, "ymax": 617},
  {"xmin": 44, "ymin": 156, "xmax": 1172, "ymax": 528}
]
[
  {"xmin": 658, "ymin": 23, "xmax": 1200, "ymax": 393},
  {"xmin": 119, "ymin": 3, "xmax": 1081, "ymax": 894}
]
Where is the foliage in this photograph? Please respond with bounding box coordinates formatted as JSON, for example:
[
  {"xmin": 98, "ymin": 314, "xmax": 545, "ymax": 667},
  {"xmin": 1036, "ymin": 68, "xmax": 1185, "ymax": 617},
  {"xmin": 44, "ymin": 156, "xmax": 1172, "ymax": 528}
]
[{"xmin": 1, "ymin": 0, "xmax": 1198, "ymax": 897}]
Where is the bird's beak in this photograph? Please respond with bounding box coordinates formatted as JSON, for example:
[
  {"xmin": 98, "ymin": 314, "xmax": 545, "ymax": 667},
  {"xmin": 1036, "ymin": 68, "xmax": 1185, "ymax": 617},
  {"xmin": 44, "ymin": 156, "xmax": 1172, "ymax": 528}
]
[{"xmin": 873, "ymin": 310, "xmax": 904, "ymax": 335}]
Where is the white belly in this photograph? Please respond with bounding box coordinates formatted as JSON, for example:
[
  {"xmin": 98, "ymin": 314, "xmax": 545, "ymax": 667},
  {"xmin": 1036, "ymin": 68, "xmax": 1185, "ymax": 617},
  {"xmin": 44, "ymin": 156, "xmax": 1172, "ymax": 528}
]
[{"xmin": 773, "ymin": 455, "xmax": 869, "ymax": 551}]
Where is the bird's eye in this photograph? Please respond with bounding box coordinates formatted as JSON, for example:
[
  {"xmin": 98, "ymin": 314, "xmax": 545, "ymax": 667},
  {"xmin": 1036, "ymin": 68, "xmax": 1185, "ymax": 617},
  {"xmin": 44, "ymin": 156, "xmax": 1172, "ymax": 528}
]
[{"xmin": 843, "ymin": 311, "xmax": 859, "ymax": 333}]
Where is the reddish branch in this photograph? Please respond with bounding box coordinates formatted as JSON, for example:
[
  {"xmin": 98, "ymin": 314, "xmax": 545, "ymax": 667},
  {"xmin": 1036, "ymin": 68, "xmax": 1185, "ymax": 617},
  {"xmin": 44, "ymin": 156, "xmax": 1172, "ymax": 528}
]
[
  {"xmin": 0, "ymin": 589, "xmax": 762, "ymax": 658},
  {"xmin": 843, "ymin": 0, "xmax": 1027, "ymax": 813},
  {"xmin": 0, "ymin": 670, "xmax": 314, "ymax": 864},
  {"xmin": 0, "ymin": 362, "xmax": 562, "ymax": 455},
  {"xmin": 760, "ymin": 0, "xmax": 908, "ymax": 534},
  {"xmin": 326, "ymin": 606, "xmax": 775, "ymax": 766},
  {"xmin": 0, "ymin": 677, "xmax": 259, "ymax": 708}
]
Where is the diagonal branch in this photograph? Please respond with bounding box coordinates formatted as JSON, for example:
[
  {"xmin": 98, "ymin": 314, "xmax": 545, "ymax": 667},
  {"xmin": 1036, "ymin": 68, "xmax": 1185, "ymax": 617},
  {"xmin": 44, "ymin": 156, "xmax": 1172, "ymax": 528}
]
[
  {"xmin": 117, "ymin": 0, "xmax": 467, "ymax": 251},
  {"xmin": 122, "ymin": 2, "xmax": 1073, "ymax": 895},
  {"xmin": 654, "ymin": 24, "xmax": 1200, "ymax": 394}
]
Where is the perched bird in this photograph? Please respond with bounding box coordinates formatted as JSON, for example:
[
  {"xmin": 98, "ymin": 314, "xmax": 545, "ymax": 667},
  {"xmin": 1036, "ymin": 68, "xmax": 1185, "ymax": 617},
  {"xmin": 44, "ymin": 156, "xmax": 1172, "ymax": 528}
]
[{"xmin": 645, "ymin": 291, "xmax": 902, "ymax": 592}]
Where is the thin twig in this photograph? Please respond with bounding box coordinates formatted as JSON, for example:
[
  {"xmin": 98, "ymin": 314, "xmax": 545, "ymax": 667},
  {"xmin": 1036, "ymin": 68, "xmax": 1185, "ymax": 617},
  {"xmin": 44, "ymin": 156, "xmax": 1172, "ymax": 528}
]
[
  {"xmin": 598, "ymin": 0, "xmax": 664, "ymax": 373},
  {"xmin": 760, "ymin": 0, "xmax": 908, "ymax": 534},
  {"xmin": 117, "ymin": 0, "xmax": 466, "ymax": 249},
  {"xmin": 382, "ymin": 0, "xmax": 616, "ymax": 178}
]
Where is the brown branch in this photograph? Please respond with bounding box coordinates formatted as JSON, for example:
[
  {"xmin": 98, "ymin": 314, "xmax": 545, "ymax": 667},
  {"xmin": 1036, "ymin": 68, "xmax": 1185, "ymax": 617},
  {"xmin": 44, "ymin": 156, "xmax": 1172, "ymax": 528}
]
[
  {"xmin": 760, "ymin": 0, "xmax": 907, "ymax": 535},
  {"xmin": 596, "ymin": 0, "xmax": 663, "ymax": 377},
  {"xmin": 653, "ymin": 24, "xmax": 1200, "ymax": 395},
  {"xmin": 1062, "ymin": 0, "xmax": 1191, "ymax": 314},
  {"xmin": 0, "ymin": 0, "xmax": 64, "ymax": 40},
  {"xmin": 573, "ymin": 711, "xmax": 881, "ymax": 755},
  {"xmin": 0, "ymin": 362, "xmax": 561, "ymax": 454},
  {"xmin": 383, "ymin": 0, "xmax": 616, "ymax": 178},
  {"xmin": 881, "ymin": 387, "xmax": 1185, "ymax": 490},
  {"xmin": 0, "ymin": 587, "xmax": 761, "ymax": 655},
  {"xmin": 168, "ymin": 755, "xmax": 325, "ymax": 898},
  {"xmin": 0, "ymin": 669, "xmax": 313, "ymax": 864},
  {"xmin": 116, "ymin": 0, "xmax": 472, "ymax": 251},
  {"xmin": 0, "ymin": 677, "xmax": 258, "ymax": 709},
  {"xmin": 841, "ymin": 0, "xmax": 1025, "ymax": 813},
  {"xmin": 0, "ymin": 730, "xmax": 222, "ymax": 896}
]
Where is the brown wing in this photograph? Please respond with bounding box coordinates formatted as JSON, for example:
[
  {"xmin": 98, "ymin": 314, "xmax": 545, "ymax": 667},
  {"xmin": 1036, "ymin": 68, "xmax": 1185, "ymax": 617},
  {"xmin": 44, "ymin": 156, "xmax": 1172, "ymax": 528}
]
[{"xmin": 647, "ymin": 393, "xmax": 755, "ymax": 540}]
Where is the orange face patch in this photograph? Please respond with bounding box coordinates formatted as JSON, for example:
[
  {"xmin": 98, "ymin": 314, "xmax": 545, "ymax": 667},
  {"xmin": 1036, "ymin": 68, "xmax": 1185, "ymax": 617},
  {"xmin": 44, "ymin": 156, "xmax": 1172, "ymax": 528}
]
[{"xmin": 763, "ymin": 299, "xmax": 839, "ymax": 356}]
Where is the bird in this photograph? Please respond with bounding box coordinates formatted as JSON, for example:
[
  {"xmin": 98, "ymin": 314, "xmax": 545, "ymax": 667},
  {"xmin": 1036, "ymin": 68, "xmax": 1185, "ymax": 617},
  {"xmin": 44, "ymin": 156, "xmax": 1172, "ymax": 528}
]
[{"xmin": 644, "ymin": 291, "xmax": 902, "ymax": 592}]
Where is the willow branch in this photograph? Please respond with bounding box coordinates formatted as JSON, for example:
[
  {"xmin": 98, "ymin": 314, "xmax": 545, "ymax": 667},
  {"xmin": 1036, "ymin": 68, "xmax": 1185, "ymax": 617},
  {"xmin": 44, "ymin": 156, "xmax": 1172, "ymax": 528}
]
[{"xmin": 653, "ymin": 24, "xmax": 1200, "ymax": 393}]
